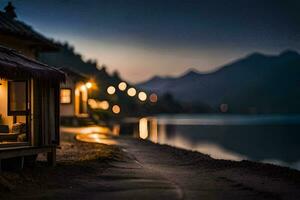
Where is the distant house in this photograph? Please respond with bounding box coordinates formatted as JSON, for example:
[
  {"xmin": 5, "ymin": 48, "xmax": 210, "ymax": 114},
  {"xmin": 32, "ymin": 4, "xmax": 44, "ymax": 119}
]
[
  {"xmin": 0, "ymin": 2, "xmax": 65, "ymax": 169},
  {"xmin": 59, "ymin": 67, "xmax": 95, "ymax": 126}
]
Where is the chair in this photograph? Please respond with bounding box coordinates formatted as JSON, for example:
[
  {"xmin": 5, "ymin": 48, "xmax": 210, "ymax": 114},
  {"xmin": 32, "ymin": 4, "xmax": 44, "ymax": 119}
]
[{"xmin": 12, "ymin": 123, "xmax": 27, "ymax": 142}]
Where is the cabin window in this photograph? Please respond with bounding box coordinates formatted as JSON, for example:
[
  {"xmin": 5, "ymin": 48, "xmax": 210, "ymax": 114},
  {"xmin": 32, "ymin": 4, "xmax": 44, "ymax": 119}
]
[
  {"xmin": 0, "ymin": 80, "xmax": 30, "ymax": 146},
  {"xmin": 8, "ymin": 80, "xmax": 28, "ymax": 115},
  {"xmin": 60, "ymin": 88, "xmax": 72, "ymax": 104}
]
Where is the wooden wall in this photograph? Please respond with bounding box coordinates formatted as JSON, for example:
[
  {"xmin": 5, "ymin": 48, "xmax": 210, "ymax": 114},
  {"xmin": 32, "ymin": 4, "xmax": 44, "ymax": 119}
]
[{"xmin": 33, "ymin": 80, "xmax": 60, "ymax": 146}]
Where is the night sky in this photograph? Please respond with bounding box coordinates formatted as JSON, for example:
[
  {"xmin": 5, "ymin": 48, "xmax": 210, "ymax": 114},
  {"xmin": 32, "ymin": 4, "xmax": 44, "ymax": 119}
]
[{"xmin": 2, "ymin": 0, "xmax": 300, "ymax": 82}]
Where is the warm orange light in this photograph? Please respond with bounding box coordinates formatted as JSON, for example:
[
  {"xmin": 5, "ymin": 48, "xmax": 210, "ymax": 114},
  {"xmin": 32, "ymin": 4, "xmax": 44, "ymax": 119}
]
[
  {"xmin": 138, "ymin": 92, "xmax": 147, "ymax": 101},
  {"xmin": 127, "ymin": 87, "xmax": 136, "ymax": 97},
  {"xmin": 150, "ymin": 93, "xmax": 158, "ymax": 103},
  {"xmin": 80, "ymin": 85, "xmax": 86, "ymax": 91},
  {"xmin": 118, "ymin": 82, "xmax": 127, "ymax": 91},
  {"xmin": 88, "ymin": 99, "xmax": 98, "ymax": 109},
  {"xmin": 85, "ymin": 82, "xmax": 92, "ymax": 89},
  {"xmin": 75, "ymin": 89, "xmax": 80, "ymax": 96},
  {"xmin": 112, "ymin": 105, "xmax": 121, "ymax": 114},
  {"xmin": 107, "ymin": 86, "xmax": 116, "ymax": 95},
  {"xmin": 100, "ymin": 100, "xmax": 109, "ymax": 110},
  {"xmin": 139, "ymin": 118, "xmax": 148, "ymax": 139},
  {"xmin": 76, "ymin": 133, "xmax": 117, "ymax": 145},
  {"xmin": 61, "ymin": 126, "xmax": 110, "ymax": 135},
  {"xmin": 88, "ymin": 99, "xmax": 110, "ymax": 110},
  {"xmin": 60, "ymin": 89, "xmax": 71, "ymax": 104}
]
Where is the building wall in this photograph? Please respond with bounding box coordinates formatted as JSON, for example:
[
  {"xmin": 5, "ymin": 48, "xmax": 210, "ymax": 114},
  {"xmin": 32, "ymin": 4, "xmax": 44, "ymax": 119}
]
[
  {"xmin": 60, "ymin": 76, "xmax": 88, "ymax": 118},
  {"xmin": 60, "ymin": 77, "xmax": 76, "ymax": 117},
  {"xmin": 32, "ymin": 80, "xmax": 60, "ymax": 146},
  {"xmin": 74, "ymin": 81, "xmax": 88, "ymax": 116}
]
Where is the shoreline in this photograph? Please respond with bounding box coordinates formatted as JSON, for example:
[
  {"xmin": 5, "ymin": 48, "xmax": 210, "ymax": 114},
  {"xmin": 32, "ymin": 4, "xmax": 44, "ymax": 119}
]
[
  {"xmin": 0, "ymin": 131, "xmax": 299, "ymax": 199},
  {"xmin": 145, "ymin": 138, "xmax": 300, "ymax": 171}
]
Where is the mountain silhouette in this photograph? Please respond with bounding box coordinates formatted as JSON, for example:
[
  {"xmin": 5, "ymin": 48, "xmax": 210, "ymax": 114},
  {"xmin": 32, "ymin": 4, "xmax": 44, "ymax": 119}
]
[{"xmin": 137, "ymin": 50, "xmax": 300, "ymax": 114}]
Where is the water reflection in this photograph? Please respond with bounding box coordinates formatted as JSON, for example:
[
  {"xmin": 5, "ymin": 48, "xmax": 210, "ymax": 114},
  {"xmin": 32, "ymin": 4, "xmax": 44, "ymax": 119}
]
[
  {"xmin": 76, "ymin": 133, "xmax": 117, "ymax": 145},
  {"xmin": 139, "ymin": 118, "xmax": 148, "ymax": 139},
  {"xmin": 124, "ymin": 115, "xmax": 300, "ymax": 170}
]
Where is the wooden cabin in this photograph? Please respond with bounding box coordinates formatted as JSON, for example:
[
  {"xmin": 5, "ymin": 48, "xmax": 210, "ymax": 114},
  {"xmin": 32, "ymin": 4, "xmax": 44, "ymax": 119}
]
[
  {"xmin": 0, "ymin": 2, "xmax": 64, "ymax": 169},
  {"xmin": 0, "ymin": 46, "xmax": 64, "ymax": 168},
  {"xmin": 59, "ymin": 67, "xmax": 94, "ymax": 126},
  {"xmin": 0, "ymin": 2, "xmax": 57, "ymax": 58}
]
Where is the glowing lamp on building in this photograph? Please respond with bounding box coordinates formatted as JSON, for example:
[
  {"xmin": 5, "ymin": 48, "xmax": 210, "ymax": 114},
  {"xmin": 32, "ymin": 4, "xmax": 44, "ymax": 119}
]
[{"xmin": 85, "ymin": 82, "xmax": 93, "ymax": 89}]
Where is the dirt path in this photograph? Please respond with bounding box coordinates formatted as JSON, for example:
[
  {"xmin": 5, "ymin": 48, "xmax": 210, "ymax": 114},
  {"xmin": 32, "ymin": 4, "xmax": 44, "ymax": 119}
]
[
  {"xmin": 98, "ymin": 138, "xmax": 300, "ymax": 200},
  {"xmin": 1, "ymin": 132, "xmax": 300, "ymax": 200}
]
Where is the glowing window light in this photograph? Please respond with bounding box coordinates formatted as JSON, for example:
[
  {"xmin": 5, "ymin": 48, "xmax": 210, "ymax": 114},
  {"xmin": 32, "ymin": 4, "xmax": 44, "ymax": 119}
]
[
  {"xmin": 138, "ymin": 92, "xmax": 147, "ymax": 101},
  {"xmin": 127, "ymin": 87, "xmax": 136, "ymax": 97},
  {"xmin": 112, "ymin": 105, "xmax": 121, "ymax": 114},
  {"xmin": 150, "ymin": 93, "xmax": 158, "ymax": 103},
  {"xmin": 60, "ymin": 89, "xmax": 71, "ymax": 104},
  {"xmin": 75, "ymin": 89, "xmax": 80, "ymax": 96},
  {"xmin": 118, "ymin": 82, "xmax": 127, "ymax": 91},
  {"xmin": 85, "ymin": 82, "xmax": 93, "ymax": 89},
  {"xmin": 139, "ymin": 118, "xmax": 148, "ymax": 139},
  {"xmin": 107, "ymin": 86, "xmax": 116, "ymax": 95}
]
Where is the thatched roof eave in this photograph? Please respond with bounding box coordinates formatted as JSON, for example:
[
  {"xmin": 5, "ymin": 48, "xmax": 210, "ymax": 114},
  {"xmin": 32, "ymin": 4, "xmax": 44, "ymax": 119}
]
[{"xmin": 0, "ymin": 46, "xmax": 65, "ymax": 82}]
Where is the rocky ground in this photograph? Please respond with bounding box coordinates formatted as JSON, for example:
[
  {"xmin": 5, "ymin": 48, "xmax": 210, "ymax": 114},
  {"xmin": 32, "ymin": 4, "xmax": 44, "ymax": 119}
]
[{"xmin": 0, "ymin": 130, "xmax": 299, "ymax": 200}]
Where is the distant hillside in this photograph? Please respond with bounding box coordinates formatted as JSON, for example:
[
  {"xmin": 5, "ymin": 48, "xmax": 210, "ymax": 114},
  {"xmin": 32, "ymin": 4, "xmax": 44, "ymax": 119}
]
[
  {"xmin": 38, "ymin": 42, "xmax": 126, "ymax": 87},
  {"xmin": 38, "ymin": 42, "xmax": 153, "ymax": 116},
  {"xmin": 137, "ymin": 50, "xmax": 300, "ymax": 114}
]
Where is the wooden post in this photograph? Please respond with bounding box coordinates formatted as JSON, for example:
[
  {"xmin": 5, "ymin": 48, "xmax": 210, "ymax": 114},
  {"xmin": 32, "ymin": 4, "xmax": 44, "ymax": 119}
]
[{"xmin": 47, "ymin": 148, "xmax": 56, "ymax": 167}]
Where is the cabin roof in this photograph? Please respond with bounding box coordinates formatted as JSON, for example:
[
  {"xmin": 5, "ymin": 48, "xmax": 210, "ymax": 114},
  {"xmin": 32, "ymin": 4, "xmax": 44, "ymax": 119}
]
[
  {"xmin": 60, "ymin": 67, "xmax": 88, "ymax": 82},
  {"xmin": 0, "ymin": 46, "xmax": 65, "ymax": 81},
  {"xmin": 0, "ymin": 11, "xmax": 58, "ymax": 51}
]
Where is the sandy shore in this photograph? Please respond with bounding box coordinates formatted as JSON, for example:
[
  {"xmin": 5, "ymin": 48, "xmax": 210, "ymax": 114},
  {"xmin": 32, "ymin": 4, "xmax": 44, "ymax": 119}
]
[{"xmin": 0, "ymin": 130, "xmax": 299, "ymax": 200}]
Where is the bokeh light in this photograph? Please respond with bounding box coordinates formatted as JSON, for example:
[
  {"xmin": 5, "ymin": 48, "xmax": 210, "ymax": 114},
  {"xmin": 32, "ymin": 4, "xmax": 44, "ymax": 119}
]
[
  {"xmin": 118, "ymin": 82, "xmax": 127, "ymax": 91},
  {"xmin": 138, "ymin": 92, "xmax": 147, "ymax": 101},
  {"xmin": 150, "ymin": 93, "xmax": 158, "ymax": 103},
  {"xmin": 100, "ymin": 100, "xmax": 109, "ymax": 110},
  {"xmin": 88, "ymin": 99, "xmax": 97, "ymax": 109},
  {"xmin": 220, "ymin": 103, "xmax": 229, "ymax": 113},
  {"xmin": 107, "ymin": 86, "xmax": 116, "ymax": 95},
  {"xmin": 127, "ymin": 87, "xmax": 137, "ymax": 97},
  {"xmin": 88, "ymin": 99, "xmax": 110, "ymax": 110},
  {"xmin": 112, "ymin": 105, "xmax": 121, "ymax": 114},
  {"xmin": 85, "ymin": 82, "xmax": 92, "ymax": 89}
]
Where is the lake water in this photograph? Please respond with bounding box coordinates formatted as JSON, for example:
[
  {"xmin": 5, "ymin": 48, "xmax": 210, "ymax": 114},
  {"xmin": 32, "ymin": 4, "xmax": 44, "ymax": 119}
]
[{"xmin": 121, "ymin": 114, "xmax": 300, "ymax": 170}]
